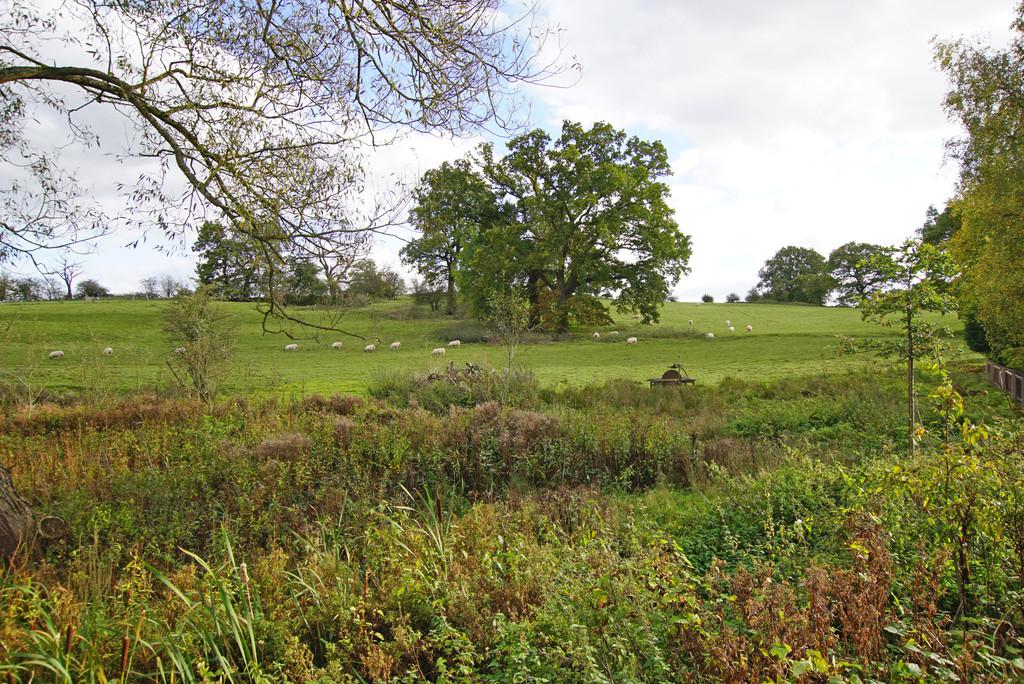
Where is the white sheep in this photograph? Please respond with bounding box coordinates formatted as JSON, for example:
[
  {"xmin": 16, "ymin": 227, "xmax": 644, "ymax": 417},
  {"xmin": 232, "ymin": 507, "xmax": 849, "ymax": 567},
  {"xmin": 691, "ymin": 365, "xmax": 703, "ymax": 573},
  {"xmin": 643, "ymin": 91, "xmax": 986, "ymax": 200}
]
[
  {"xmin": 364, "ymin": 344, "xmax": 376, "ymax": 352},
  {"xmin": 447, "ymin": 340, "xmax": 461, "ymax": 348},
  {"xmin": 688, "ymin": 319, "xmax": 694, "ymax": 326},
  {"xmin": 746, "ymin": 324, "xmax": 753, "ymax": 332},
  {"xmin": 283, "ymin": 343, "xmax": 299, "ymax": 352},
  {"xmin": 725, "ymin": 319, "xmax": 732, "ymax": 327},
  {"xmin": 102, "ymin": 347, "xmax": 113, "ymax": 356},
  {"xmin": 728, "ymin": 326, "xmax": 735, "ymax": 333},
  {"xmin": 48, "ymin": 350, "xmax": 64, "ymax": 360},
  {"xmin": 331, "ymin": 341, "xmax": 343, "ymax": 350},
  {"xmin": 174, "ymin": 347, "xmax": 186, "ymax": 355},
  {"xmin": 592, "ymin": 332, "xmax": 600, "ymax": 340},
  {"xmin": 706, "ymin": 332, "xmax": 715, "ymax": 340},
  {"xmin": 431, "ymin": 347, "xmax": 446, "ymax": 356},
  {"xmin": 609, "ymin": 331, "xmax": 620, "ymax": 336},
  {"xmin": 389, "ymin": 341, "xmax": 401, "ymax": 351},
  {"xmin": 626, "ymin": 337, "xmax": 638, "ymax": 345}
]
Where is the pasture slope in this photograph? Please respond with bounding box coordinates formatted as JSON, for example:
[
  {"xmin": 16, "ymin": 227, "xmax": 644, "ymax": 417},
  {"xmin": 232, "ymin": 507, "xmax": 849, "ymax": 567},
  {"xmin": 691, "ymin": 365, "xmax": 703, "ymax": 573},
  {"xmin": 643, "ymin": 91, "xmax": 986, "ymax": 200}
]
[{"xmin": 0, "ymin": 297, "xmax": 970, "ymax": 396}]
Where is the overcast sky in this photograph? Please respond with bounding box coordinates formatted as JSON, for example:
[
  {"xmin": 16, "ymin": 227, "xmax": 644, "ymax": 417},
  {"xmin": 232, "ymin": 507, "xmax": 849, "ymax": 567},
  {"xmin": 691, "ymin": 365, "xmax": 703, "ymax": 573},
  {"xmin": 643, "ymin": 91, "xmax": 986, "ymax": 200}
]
[{"xmin": 11, "ymin": 0, "xmax": 1019, "ymax": 300}]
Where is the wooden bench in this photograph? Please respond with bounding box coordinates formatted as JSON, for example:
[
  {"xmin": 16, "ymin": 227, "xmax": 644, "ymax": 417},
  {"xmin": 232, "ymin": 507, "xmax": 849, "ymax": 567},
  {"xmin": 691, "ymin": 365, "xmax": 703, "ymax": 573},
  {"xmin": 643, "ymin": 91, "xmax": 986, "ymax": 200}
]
[{"xmin": 649, "ymin": 368, "xmax": 695, "ymax": 388}]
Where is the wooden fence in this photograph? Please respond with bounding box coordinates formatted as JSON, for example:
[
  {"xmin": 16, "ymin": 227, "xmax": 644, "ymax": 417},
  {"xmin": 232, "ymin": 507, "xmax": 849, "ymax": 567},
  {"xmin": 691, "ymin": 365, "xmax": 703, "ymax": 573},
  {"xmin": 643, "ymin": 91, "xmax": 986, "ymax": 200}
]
[{"xmin": 985, "ymin": 361, "xmax": 1024, "ymax": 407}]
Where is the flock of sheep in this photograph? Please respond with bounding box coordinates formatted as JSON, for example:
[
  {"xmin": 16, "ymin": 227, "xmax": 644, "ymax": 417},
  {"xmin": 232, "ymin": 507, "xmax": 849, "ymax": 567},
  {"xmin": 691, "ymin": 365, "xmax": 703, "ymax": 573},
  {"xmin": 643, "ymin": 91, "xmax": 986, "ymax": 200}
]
[
  {"xmin": 282, "ymin": 338, "xmax": 463, "ymax": 356},
  {"xmin": 592, "ymin": 318, "xmax": 753, "ymax": 345},
  {"xmin": 47, "ymin": 319, "xmax": 756, "ymax": 360},
  {"xmin": 48, "ymin": 347, "xmax": 112, "ymax": 359}
]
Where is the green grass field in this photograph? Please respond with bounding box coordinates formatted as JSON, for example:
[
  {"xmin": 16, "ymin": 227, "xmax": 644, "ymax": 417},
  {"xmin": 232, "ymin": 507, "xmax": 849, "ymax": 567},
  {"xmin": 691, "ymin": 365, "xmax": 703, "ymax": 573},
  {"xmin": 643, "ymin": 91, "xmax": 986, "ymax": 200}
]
[{"xmin": 0, "ymin": 297, "xmax": 971, "ymax": 396}]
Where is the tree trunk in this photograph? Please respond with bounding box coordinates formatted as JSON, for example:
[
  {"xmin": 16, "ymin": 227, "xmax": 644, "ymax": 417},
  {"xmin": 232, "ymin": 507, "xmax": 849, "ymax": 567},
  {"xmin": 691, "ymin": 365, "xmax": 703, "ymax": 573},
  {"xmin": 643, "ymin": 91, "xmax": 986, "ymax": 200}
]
[
  {"xmin": 526, "ymin": 272, "xmax": 541, "ymax": 329},
  {"xmin": 907, "ymin": 308, "xmax": 915, "ymax": 457},
  {"xmin": 446, "ymin": 274, "xmax": 456, "ymax": 316},
  {"xmin": 555, "ymin": 286, "xmax": 570, "ymax": 333},
  {"xmin": 0, "ymin": 463, "xmax": 34, "ymax": 561}
]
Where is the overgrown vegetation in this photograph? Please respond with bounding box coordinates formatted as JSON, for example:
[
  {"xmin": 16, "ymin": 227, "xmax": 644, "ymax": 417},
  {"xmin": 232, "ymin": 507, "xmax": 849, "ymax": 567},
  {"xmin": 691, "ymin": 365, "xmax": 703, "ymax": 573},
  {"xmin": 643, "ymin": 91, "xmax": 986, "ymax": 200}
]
[{"xmin": 1, "ymin": 362, "xmax": 1021, "ymax": 681}]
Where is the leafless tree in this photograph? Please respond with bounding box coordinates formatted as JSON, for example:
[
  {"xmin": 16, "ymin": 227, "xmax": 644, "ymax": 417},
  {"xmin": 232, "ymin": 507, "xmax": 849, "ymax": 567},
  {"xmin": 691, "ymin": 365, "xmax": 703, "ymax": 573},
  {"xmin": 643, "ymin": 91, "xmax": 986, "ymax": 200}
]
[
  {"xmin": 140, "ymin": 276, "xmax": 160, "ymax": 299},
  {"xmin": 48, "ymin": 256, "xmax": 83, "ymax": 301},
  {"xmin": 40, "ymin": 275, "xmax": 63, "ymax": 300},
  {"xmin": 159, "ymin": 274, "xmax": 183, "ymax": 298}
]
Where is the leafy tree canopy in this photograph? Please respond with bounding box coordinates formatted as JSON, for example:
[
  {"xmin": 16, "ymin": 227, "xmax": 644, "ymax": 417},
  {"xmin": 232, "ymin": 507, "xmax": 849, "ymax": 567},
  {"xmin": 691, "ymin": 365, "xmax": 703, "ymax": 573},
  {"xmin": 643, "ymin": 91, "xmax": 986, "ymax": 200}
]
[
  {"xmin": 401, "ymin": 159, "xmax": 502, "ymax": 315},
  {"xmin": 756, "ymin": 246, "xmax": 832, "ymax": 305},
  {"xmin": 193, "ymin": 222, "xmax": 266, "ymax": 302},
  {"xmin": 918, "ymin": 204, "xmax": 962, "ymax": 246},
  {"xmin": 462, "ymin": 120, "xmax": 692, "ymax": 331},
  {"xmin": 937, "ymin": 13, "xmax": 1024, "ymax": 353},
  {"xmin": 827, "ymin": 242, "xmax": 887, "ymax": 306},
  {"xmin": 74, "ymin": 279, "xmax": 109, "ymax": 298}
]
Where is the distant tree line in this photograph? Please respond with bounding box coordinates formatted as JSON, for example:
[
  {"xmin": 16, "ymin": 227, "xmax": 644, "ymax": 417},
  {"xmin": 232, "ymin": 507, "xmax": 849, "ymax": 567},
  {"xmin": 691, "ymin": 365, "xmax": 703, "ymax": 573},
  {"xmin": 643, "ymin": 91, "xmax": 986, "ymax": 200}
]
[
  {"xmin": 0, "ymin": 272, "xmax": 113, "ymax": 302},
  {"xmin": 745, "ymin": 205, "xmax": 959, "ymax": 306},
  {"xmin": 192, "ymin": 220, "xmax": 404, "ymax": 305}
]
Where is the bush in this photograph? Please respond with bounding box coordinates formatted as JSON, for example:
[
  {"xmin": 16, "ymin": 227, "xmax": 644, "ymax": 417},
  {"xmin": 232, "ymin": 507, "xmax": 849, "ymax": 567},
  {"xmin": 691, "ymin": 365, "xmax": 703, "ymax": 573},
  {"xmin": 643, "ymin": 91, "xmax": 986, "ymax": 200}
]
[
  {"xmin": 163, "ymin": 287, "xmax": 236, "ymax": 402},
  {"xmin": 999, "ymin": 346, "xmax": 1024, "ymax": 371},
  {"xmin": 726, "ymin": 292, "xmax": 740, "ymax": 303},
  {"xmin": 702, "ymin": 293, "xmax": 714, "ymax": 303},
  {"xmin": 963, "ymin": 310, "xmax": 990, "ymax": 353},
  {"xmin": 434, "ymin": 319, "xmax": 490, "ymax": 344}
]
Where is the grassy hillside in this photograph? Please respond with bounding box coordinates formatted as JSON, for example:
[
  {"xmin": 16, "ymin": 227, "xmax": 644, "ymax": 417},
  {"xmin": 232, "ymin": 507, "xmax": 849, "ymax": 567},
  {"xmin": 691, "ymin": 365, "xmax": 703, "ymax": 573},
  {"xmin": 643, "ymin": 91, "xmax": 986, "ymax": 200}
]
[{"xmin": 0, "ymin": 298, "xmax": 972, "ymax": 397}]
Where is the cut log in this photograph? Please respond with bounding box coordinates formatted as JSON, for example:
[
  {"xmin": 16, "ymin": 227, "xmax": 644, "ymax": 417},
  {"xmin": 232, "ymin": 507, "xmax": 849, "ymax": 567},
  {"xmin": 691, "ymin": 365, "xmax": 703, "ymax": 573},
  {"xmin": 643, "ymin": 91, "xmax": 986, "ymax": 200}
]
[
  {"xmin": 0, "ymin": 463, "xmax": 34, "ymax": 561},
  {"xmin": 0, "ymin": 463, "xmax": 66, "ymax": 562}
]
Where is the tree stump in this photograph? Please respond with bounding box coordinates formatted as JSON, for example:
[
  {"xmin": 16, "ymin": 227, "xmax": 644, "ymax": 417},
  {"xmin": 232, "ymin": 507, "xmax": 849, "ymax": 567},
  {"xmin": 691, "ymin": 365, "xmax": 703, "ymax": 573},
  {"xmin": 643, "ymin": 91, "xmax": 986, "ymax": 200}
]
[{"xmin": 0, "ymin": 463, "xmax": 66, "ymax": 561}]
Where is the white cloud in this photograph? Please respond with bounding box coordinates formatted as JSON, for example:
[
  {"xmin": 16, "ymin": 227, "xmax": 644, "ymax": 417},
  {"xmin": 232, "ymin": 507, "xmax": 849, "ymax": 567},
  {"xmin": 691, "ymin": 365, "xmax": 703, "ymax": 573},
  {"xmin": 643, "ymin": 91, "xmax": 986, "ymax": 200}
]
[
  {"xmin": 528, "ymin": 0, "xmax": 1016, "ymax": 300},
  {"xmin": 4, "ymin": 0, "xmax": 1018, "ymax": 301}
]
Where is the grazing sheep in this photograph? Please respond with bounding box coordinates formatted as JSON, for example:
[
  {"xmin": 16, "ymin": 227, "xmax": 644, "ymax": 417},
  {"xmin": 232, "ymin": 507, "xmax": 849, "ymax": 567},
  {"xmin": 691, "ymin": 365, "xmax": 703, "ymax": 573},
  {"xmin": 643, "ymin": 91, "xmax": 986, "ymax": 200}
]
[
  {"xmin": 725, "ymin": 319, "xmax": 732, "ymax": 327},
  {"xmin": 448, "ymin": 340, "xmax": 461, "ymax": 348},
  {"xmin": 390, "ymin": 341, "xmax": 401, "ymax": 351},
  {"xmin": 48, "ymin": 350, "xmax": 64, "ymax": 360},
  {"xmin": 626, "ymin": 337, "xmax": 638, "ymax": 345},
  {"xmin": 363, "ymin": 344, "xmax": 376, "ymax": 352},
  {"xmin": 592, "ymin": 332, "xmax": 600, "ymax": 340},
  {"xmin": 174, "ymin": 347, "xmax": 186, "ymax": 355},
  {"xmin": 102, "ymin": 347, "xmax": 113, "ymax": 356},
  {"xmin": 609, "ymin": 331, "xmax": 620, "ymax": 336},
  {"xmin": 688, "ymin": 319, "xmax": 694, "ymax": 326},
  {"xmin": 431, "ymin": 347, "xmax": 446, "ymax": 356},
  {"xmin": 728, "ymin": 326, "xmax": 735, "ymax": 333},
  {"xmin": 706, "ymin": 332, "xmax": 715, "ymax": 340},
  {"xmin": 746, "ymin": 324, "xmax": 753, "ymax": 332},
  {"xmin": 331, "ymin": 341, "xmax": 343, "ymax": 349},
  {"xmin": 283, "ymin": 343, "xmax": 299, "ymax": 352}
]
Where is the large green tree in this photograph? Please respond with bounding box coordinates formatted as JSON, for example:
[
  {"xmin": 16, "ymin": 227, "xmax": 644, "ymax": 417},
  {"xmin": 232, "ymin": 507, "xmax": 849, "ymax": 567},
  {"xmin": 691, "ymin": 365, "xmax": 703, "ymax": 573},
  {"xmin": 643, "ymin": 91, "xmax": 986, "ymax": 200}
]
[
  {"xmin": 827, "ymin": 242, "xmax": 886, "ymax": 306},
  {"xmin": 463, "ymin": 121, "xmax": 691, "ymax": 331},
  {"xmin": 402, "ymin": 160, "xmax": 500, "ymax": 315},
  {"xmin": 755, "ymin": 246, "xmax": 833, "ymax": 304},
  {"xmin": 193, "ymin": 222, "xmax": 265, "ymax": 302},
  {"xmin": 937, "ymin": 15, "xmax": 1024, "ymax": 355}
]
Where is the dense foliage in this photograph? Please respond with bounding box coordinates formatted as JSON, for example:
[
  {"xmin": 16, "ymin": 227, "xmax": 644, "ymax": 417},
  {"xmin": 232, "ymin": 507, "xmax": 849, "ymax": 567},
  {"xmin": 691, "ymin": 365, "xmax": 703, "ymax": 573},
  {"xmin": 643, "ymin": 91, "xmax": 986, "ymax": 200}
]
[
  {"xmin": 402, "ymin": 121, "xmax": 692, "ymax": 331},
  {"xmin": 754, "ymin": 246, "xmax": 833, "ymax": 305},
  {"xmin": 939, "ymin": 9, "xmax": 1024, "ymax": 356},
  {"xmin": 1, "ymin": 362, "xmax": 1021, "ymax": 681}
]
